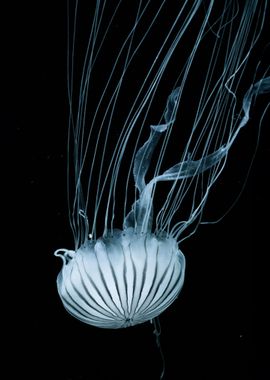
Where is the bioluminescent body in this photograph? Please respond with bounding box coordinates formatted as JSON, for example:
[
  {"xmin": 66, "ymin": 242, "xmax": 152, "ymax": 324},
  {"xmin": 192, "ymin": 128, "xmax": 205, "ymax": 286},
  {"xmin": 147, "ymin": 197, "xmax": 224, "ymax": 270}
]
[{"xmin": 55, "ymin": 1, "xmax": 269, "ymax": 329}]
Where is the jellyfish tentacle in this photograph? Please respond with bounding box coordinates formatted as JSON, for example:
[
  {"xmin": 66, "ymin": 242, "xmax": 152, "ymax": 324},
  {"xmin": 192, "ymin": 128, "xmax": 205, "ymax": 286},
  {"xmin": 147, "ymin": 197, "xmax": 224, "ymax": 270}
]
[
  {"xmin": 226, "ymin": 76, "xmax": 270, "ymax": 151},
  {"xmin": 124, "ymin": 87, "xmax": 180, "ymax": 232},
  {"xmin": 133, "ymin": 87, "xmax": 181, "ymax": 194},
  {"xmin": 126, "ymin": 76, "xmax": 270, "ymax": 234},
  {"xmin": 125, "ymin": 87, "xmax": 227, "ymax": 233}
]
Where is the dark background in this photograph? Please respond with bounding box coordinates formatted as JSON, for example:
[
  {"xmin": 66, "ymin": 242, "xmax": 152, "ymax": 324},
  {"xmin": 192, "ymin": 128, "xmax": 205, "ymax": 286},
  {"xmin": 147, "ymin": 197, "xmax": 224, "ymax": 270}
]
[{"xmin": 4, "ymin": 2, "xmax": 269, "ymax": 379}]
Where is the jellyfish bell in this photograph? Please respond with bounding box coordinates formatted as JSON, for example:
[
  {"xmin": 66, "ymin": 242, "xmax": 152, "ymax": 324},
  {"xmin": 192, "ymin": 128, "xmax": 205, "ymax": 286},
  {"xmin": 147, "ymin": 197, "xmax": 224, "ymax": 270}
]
[
  {"xmin": 54, "ymin": 1, "xmax": 269, "ymax": 329},
  {"xmin": 55, "ymin": 229, "xmax": 185, "ymax": 328}
]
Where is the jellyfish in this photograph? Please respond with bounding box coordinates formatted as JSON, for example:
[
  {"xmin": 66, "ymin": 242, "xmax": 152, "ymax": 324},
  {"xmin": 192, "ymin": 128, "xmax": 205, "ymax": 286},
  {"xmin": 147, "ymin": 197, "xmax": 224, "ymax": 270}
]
[{"xmin": 54, "ymin": 1, "xmax": 269, "ymax": 330}]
